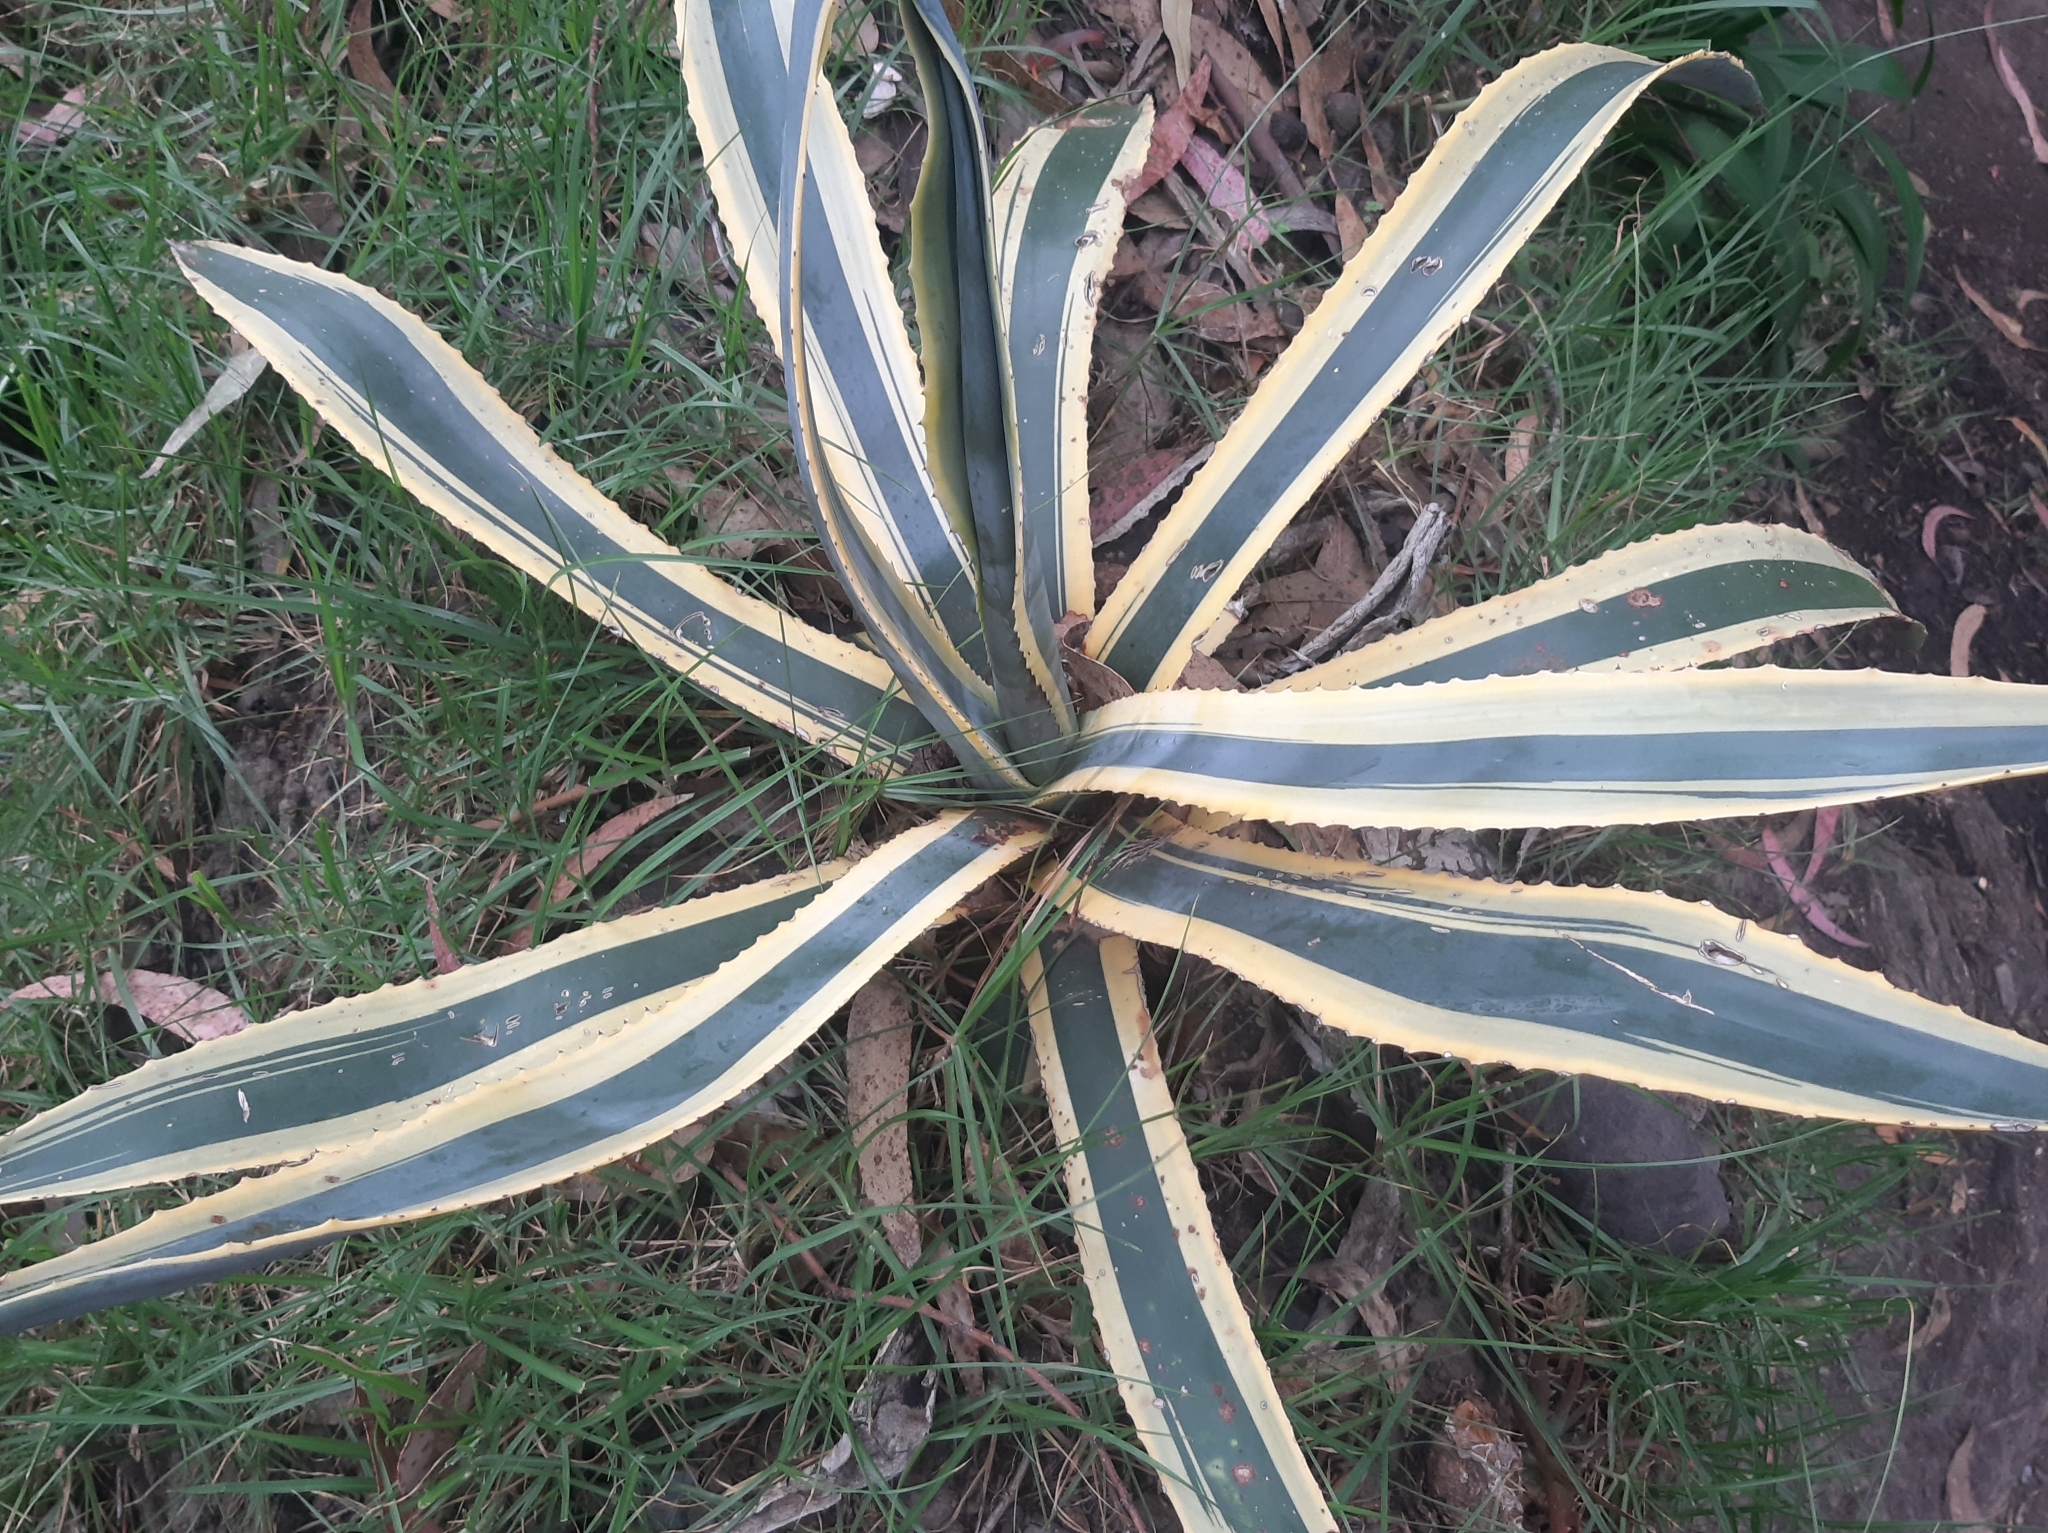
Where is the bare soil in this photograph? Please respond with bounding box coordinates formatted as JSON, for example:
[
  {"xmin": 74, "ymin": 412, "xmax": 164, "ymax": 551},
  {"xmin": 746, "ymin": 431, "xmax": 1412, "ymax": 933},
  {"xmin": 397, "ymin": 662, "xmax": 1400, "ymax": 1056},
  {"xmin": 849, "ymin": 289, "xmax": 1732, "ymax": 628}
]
[{"xmin": 1779, "ymin": 4, "xmax": 2048, "ymax": 1521}]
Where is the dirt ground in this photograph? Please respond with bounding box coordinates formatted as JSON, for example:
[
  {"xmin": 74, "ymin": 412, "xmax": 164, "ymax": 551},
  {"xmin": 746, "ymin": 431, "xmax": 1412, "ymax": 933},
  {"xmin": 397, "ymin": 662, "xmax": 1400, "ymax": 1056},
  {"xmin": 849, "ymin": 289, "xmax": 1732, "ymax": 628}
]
[{"xmin": 1774, "ymin": 3, "xmax": 2048, "ymax": 1522}]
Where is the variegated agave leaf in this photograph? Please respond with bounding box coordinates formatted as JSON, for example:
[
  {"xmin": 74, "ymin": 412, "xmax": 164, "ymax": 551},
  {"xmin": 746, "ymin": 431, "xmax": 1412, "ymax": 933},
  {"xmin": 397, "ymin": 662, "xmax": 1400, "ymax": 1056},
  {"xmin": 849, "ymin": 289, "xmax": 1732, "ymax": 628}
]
[{"xmin": 9, "ymin": 7, "xmax": 2048, "ymax": 1533}]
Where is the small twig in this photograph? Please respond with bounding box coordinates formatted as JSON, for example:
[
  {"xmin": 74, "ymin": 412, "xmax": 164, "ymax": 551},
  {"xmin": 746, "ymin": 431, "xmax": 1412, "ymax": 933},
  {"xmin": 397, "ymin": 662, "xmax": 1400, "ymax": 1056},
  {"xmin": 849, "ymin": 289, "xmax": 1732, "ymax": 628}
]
[
  {"xmin": 1282, "ymin": 501, "xmax": 1449, "ymax": 670},
  {"xmin": 474, "ymin": 782, "xmax": 591, "ymax": 833},
  {"xmin": 709, "ymin": 1164, "xmax": 1150, "ymax": 1532}
]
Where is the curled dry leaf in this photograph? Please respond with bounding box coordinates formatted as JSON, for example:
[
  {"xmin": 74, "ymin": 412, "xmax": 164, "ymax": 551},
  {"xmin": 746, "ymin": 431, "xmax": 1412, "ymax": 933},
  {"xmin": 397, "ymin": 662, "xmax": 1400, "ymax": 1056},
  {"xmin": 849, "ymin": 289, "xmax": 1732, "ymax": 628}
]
[
  {"xmin": 1956, "ymin": 269, "xmax": 2042, "ymax": 351},
  {"xmin": 347, "ymin": 0, "xmax": 397, "ymax": 93},
  {"xmin": 847, "ymin": 974, "xmax": 922, "ymax": 1265},
  {"xmin": 1986, "ymin": 1, "xmax": 2048, "ymax": 164},
  {"xmin": 143, "ymin": 344, "xmax": 269, "ymax": 480},
  {"xmin": 1179, "ymin": 136, "xmax": 1274, "ymax": 254},
  {"xmin": 1923, "ymin": 503, "xmax": 1972, "ymax": 560},
  {"xmin": 1952, "ymin": 602, "xmax": 1989, "ymax": 679},
  {"xmin": 5, "ymin": 971, "xmax": 250, "ymax": 1043}
]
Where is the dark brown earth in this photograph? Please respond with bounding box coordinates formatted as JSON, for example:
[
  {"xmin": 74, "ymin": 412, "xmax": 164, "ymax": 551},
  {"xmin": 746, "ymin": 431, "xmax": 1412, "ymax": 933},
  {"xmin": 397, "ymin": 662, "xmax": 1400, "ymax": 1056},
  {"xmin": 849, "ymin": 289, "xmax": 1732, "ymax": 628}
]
[{"xmin": 1772, "ymin": 4, "xmax": 2048, "ymax": 1522}]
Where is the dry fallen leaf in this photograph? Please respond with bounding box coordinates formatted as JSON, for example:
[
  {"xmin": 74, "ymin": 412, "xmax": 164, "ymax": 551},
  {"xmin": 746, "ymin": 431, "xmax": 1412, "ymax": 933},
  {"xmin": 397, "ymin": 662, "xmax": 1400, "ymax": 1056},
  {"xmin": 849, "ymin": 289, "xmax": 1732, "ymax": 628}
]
[
  {"xmin": 1908, "ymin": 1284, "xmax": 1953, "ymax": 1354},
  {"xmin": 1946, "ymin": 1425, "xmax": 1996, "ymax": 1533},
  {"xmin": 503, "ymin": 793, "xmax": 693, "ymax": 952},
  {"xmin": 1334, "ymin": 192, "xmax": 1369, "ymax": 260},
  {"xmin": 391, "ymin": 1343, "xmax": 489, "ymax": 1500},
  {"xmin": 1178, "ymin": 136, "xmax": 1274, "ymax": 255},
  {"xmin": 1189, "ymin": 14, "xmax": 1286, "ymax": 115},
  {"xmin": 1986, "ymin": 0, "xmax": 2048, "ymax": 164},
  {"xmin": 143, "ymin": 343, "xmax": 269, "ymax": 480},
  {"xmin": 1951, "ymin": 603, "xmax": 1989, "ymax": 678},
  {"xmin": 1126, "ymin": 56, "xmax": 1211, "ymax": 201},
  {"xmin": 6, "ymin": 970, "xmax": 250, "ymax": 1043},
  {"xmin": 15, "ymin": 82, "xmax": 94, "ymax": 152},
  {"xmin": 347, "ymin": 0, "xmax": 397, "ymax": 93},
  {"xmin": 1923, "ymin": 503, "xmax": 1972, "ymax": 560},
  {"xmin": 847, "ymin": 974, "xmax": 922, "ymax": 1265},
  {"xmin": 1091, "ymin": 442, "xmax": 1211, "ymax": 544},
  {"xmin": 1793, "ymin": 480, "xmax": 1826, "ymax": 536},
  {"xmin": 1957, "ymin": 268, "xmax": 2042, "ymax": 350},
  {"xmin": 1160, "ymin": 0, "xmax": 1192, "ymax": 84}
]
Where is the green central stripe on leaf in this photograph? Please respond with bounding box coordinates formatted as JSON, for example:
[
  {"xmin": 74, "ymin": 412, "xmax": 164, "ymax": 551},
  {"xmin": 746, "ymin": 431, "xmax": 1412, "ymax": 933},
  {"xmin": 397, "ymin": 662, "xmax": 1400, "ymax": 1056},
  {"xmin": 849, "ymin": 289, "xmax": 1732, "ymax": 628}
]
[
  {"xmin": 1074, "ymin": 826, "xmax": 2048, "ymax": 1128},
  {"xmin": 1028, "ymin": 935, "xmax": 1337, "ymax": 1533},
  {"xmin": 0, "ymin": 811, "xmax": 1044, "ymax": 1335},
  {"xmin": 0, "ymin": 867, "xmax": 841, "ymax": 1201},
  {"xmin": 1050, "ymin": 669, "xmax": 2048, "ymax": 828}
]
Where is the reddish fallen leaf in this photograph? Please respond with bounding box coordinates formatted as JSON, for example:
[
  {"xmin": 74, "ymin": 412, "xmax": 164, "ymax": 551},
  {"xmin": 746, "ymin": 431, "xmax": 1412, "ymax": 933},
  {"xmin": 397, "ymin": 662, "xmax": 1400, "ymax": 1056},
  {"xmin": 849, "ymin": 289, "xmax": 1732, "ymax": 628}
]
[
  {"xmin": 502, "ymin": 792, "xmax": 692, "ymax": 952},
  {"xmin": 2008, "ymin": 415, "xmax": 2048, "ymax": 469},
  {"xmin": 347, "ymin": 0, "xmax": 397, "ymax": 93},
  {"xmin": 422, "ymin": 882, "xmax": 462, "ymax": 975},
  {"xmin": 1922, "ymin": 503, "xmax": 1972, "ymax": 560},
  {"xmin": 546, "ymin": 793, "xmax": 690, "ymax": 905},
  {"xmin": 1090, "ymin": 443, "xmax": 1213, "ymax": 544},
  {"xmin": 1956, "ymin": 269, "xmax": 2041, "ymax": 351},
  {"xmin": 1125, "ymin": 56, "xmax": 1210, "ymax": 200},
  {"xmin": 5, "ymin": 970, "xmax": 250, "ymax": 1043},
  {"xmin": 1877, "ymin": 0, "xmax": 1896, "ymax": 44},
  {"xmin": 1951, "ymin": 602, "xmax": 1989, "ymax": 679},
  {"xmin": 1179, "ymin": 135, "xmax": 1274, "ymax": 254},
  {"xmin": 1987, "ymin": 0, "xmax": 2048, "ymax": 164},
  {"xmin": 15, "ymin": 83, "xmax": 92, "ymax": 151},
  {"xmin": 1760, "ymin": 824, "xmax": 1868, "ymax": 949}
]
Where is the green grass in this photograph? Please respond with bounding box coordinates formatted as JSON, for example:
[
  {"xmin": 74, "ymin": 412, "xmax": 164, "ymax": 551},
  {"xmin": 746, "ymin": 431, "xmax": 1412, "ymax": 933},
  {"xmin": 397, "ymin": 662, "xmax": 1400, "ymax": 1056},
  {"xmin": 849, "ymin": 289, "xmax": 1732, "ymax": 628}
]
[{"xmin": 0, "ymin": 0, "xmax": 1951, "ymax": 1527}]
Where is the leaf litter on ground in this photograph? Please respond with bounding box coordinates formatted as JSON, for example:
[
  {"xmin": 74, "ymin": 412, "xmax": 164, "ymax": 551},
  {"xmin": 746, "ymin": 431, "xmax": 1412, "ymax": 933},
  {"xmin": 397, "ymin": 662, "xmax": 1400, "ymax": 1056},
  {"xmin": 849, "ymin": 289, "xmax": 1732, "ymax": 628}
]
[{"xmin": 4, "ymin": 970, "xmax": 251, "ymax": 1043}]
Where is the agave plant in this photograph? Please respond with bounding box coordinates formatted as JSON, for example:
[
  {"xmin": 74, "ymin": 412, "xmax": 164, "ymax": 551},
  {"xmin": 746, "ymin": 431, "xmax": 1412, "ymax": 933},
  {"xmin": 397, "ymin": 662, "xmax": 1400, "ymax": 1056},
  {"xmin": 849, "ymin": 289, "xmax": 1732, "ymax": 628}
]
[{"xmin": 10, "ymin": 2, "xmax": 2048, "ymax": 1526}]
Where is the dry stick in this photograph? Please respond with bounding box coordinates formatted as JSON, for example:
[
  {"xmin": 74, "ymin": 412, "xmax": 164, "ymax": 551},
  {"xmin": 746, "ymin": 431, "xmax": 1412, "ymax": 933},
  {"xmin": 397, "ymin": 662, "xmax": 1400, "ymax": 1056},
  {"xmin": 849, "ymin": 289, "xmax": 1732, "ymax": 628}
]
[
  {"xmin": 709, "ymin": 1163, "xmax": 1151, "ymax": 1533},
  {"xmin": 1284, "ymin": 500, "xmax": 1448, "ymax": 670}
]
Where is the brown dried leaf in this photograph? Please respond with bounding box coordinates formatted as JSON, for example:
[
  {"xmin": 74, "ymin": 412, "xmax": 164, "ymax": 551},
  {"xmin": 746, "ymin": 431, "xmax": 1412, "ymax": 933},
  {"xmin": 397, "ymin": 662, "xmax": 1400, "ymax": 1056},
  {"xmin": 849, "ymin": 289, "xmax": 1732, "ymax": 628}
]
[
  {"xmin": 1947, "ymin": 1425, "xmax": 1996, "ymax": 1533},
  {"xmin": 1957, "ymin": 268, "xmax": 2042, "ymax": 350},
  {"xmin": 934, "ymin": 1272, "xmax": 986, "ymax": 1396},
  {"xmin": 1312, "ymin": 518, "xmax": 1371, "ymax": 596},
  {"xmin": 1987, "ymin": 1, "xmax": 2048, "ymax": 164},
  {"xmin": 847, "ymin": 975, "xmax": 921, "ymax": 1265},
  {"xmin": 1907, "ymin": 1284, "xmax": 1953, "ymax": 1354},
  {"xmin": 1127, "ymin": 55, "xmax": 1210, "ymax": 199},
  {"xmin": 667, "ymin": 466, "xmax": 806, "ymax": 561},
  {"xmin": 392, "ymin": 1344, "xmax": 489, "ymax": 1500},
  {"xmin": 1334, "ymin": 192, "xmax": 1369, "ymax": 260},
  {"xmin": 6, "ymin": 971, "xmax": 250, "ymax": 1044},
  {"xmin": 1175, "ymin": 649, "xmax": 1244, "ymax": 690},
  {"xmin": 1503, "ymin": 412, "xmax": 1539, "ymax": 484},
  {"xmin": 1090, "ymin": 445, "xmax": 1208, "ymax": 544},
  {"xmin": 1190, "ymin": 14, "xmax": 1288, "ymax": 114},
  {"xmin": 347, "ymin": 0, "xmax": 397, "ymax": 93},
  {"xmin": 549, "ymin": 793, "xmax": 691, "ymax": 904}
]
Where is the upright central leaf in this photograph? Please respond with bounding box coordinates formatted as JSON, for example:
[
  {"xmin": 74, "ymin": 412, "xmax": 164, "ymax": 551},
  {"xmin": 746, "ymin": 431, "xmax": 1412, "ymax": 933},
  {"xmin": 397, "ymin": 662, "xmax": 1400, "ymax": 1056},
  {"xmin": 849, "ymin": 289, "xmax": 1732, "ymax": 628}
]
[{"xmin": 899, "ymin": 0, "xmax": 1076, "ymax": 771}]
